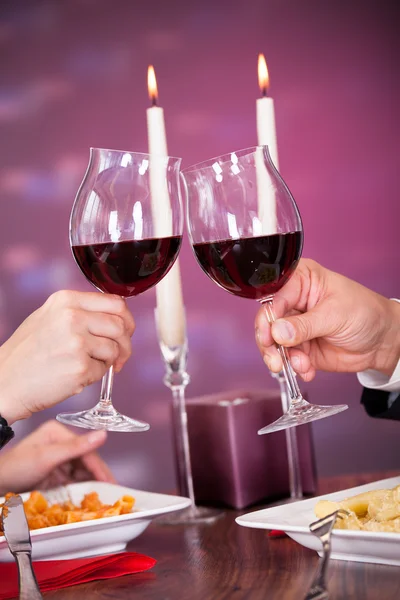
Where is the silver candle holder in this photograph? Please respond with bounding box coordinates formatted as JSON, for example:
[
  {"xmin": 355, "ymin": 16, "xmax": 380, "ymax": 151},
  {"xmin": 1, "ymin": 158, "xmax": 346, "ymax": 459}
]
[
  {"xmin": 271, "ymin": 371, "xmax": 303, "ymax": 499},
  {"xmin": 155, "ymin": 311, "xmax": 223, "ymax": 524}
]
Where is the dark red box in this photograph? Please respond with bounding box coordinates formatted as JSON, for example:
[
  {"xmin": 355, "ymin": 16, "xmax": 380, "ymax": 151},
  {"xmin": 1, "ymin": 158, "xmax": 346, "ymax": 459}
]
[{"xmin": 186, "ymin": 389, "xmax": 317, "ymax": 509}]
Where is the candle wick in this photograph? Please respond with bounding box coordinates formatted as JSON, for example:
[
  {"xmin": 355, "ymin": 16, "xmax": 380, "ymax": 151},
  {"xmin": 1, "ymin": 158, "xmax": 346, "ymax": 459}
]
[
  {"xmin": 151, "ymin": 96, "xmax": 158, "ymax": 107},
  {"xmin": 261, "ymin": 86, "xmax": 268, "ymax": 98}
]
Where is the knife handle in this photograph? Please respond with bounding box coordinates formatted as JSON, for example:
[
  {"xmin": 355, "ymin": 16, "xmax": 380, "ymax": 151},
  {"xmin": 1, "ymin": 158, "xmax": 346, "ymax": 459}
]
[{"xmin": 14, "ymin": 551, "xmax": 43, "ymax": 600}]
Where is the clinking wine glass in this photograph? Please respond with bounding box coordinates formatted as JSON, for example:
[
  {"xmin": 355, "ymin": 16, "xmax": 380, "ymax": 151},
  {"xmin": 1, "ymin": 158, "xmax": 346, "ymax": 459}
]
[
  {"xmin": 57, "ymin": 148, "xmax": 183, "ymax": 432},
  {"xmin": 182, "ymin": 146, "xmax": 348, "ymax": 434}
]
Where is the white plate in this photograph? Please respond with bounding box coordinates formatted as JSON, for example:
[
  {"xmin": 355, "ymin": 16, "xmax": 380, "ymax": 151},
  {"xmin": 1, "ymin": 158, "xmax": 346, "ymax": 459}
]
[
  {"xmin": 236, "ymin": 475, "xmax": 400, "ymax": 566},
  {"xmin": 0, "ymin": 481, "xmax": 191, "ymax": 562}
]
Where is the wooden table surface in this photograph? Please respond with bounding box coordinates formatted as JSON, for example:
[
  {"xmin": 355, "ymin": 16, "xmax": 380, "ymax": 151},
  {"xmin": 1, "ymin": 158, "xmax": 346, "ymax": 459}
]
[{"xmin": 40, "ymin": 473, "xmax": 399, "ymax": 600}]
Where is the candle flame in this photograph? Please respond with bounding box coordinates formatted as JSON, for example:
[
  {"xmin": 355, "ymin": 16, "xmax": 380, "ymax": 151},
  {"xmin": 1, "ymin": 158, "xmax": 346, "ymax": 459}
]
[
  {"xmin": 258, "ymin": 53, "xmax": 269, "ymax": 96},
  {"xmin": 147, "ymin": 65, "xmax": 158, "ymax": 105}
]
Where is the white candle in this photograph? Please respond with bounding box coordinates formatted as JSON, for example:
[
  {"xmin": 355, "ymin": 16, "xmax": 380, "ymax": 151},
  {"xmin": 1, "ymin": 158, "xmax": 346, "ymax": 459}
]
[
  {"xmin": 146, "ymin": 66, "xmax": 172, "ymax": 239},
  {"xmin": 146, "ymin": 65, "xmax": 186, "ymax": 348},
  {"xmin": 256, "ymin": 54, "xmax": 279, "ymax": 235}
]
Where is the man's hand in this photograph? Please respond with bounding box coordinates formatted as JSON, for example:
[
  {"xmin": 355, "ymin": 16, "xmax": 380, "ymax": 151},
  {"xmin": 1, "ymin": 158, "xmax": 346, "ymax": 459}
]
[
  {"xmin": 0, "ymin": 420, "xmax": 115, "ymax": 495},
  {"xmin": 0, "ymin": 290, "xmax": 135, "ymax": 424},
  {"xmin": 255, "ymin": 259, "xmax": 400, "ymax": 381}
]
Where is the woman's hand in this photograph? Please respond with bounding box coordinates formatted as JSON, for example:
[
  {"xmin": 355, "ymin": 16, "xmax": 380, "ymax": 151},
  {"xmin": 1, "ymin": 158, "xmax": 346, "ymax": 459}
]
[
  {"xmin": 0, "ymin": 290, "xmax": 135, "ymax": 424},
  {"xmin": 0, "ymin": 420, "xmax": 115, "ymax": 495}
]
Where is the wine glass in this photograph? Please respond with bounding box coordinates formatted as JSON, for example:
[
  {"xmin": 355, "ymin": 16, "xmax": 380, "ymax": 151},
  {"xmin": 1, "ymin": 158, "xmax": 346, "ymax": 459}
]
[
  {"xmin": 181, "ymin": 146, "xmax": 348, "ymax": 434},
  {"xmin": 57, "ymin": 148, "xmax": 183, "ymax": 432}
]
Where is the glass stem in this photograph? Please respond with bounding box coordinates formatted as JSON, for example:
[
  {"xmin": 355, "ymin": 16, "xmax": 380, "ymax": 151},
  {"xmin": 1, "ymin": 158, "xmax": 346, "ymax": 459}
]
[
  {"xmin": 276, "ymin": 373, "xmax": 303, "ymax": 499},
  {"xmin": 98, "ymin": 366, "xmax": 115, "ymax": 413},
  {"xmin": 170, "ymin": 383, "xmax": 196, "ymax": 505},
  {"xmin": 261, "ymin": 298, "xmax": 304, "ymax": 403}
]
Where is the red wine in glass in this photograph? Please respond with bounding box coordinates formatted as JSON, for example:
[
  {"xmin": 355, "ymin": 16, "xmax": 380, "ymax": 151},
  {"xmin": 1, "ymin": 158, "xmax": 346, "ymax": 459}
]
[
  {"xmin": 193, "ymin": 232, "xmax": 302, "ymax": 300},
  {"xmin": 72, "ymin": 236, "xmax": 182, "ymax": 297}
]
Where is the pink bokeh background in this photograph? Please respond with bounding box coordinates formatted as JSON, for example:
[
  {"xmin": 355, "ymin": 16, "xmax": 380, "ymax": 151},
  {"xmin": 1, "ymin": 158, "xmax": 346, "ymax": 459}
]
[{"xmin": 0, "ymin": 0, "xmax": 399, "ymax": 491}]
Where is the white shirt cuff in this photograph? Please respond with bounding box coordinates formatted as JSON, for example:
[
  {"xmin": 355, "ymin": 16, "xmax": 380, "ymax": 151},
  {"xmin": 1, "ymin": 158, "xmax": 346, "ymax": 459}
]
[{"xmin": 357, "ymin": 298, "xmax": 400, "ymax": 392}]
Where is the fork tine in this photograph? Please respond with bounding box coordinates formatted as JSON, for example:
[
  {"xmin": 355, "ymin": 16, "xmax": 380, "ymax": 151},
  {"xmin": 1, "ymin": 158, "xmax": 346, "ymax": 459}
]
[
  {"xmin": 309, "ymin": 510, "xmax": 339, "ymax": 535},
  {"xmin": 45, "ymin": 486, "xmax": 72, "ymax": 506},
  {"xmin": 305, "ymin": 589, "xmax": 329, "ymax": 600},
  {"xmin": 309, "ymin": 508, "xmax": 350, "ymax": 535}
]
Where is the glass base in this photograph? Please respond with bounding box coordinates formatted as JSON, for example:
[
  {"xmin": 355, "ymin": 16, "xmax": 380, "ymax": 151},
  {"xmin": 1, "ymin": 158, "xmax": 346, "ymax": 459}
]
[
  {"xmin": 258, "ymin": 401, "xmax": 348, "ymax": 435},
  {"xmin": 56, "ymin": 406, "xmax": 150, "ymax": 433},
  {"xmin": 156, "ymin": 505, "xmax": 224, "ymax": 525}
]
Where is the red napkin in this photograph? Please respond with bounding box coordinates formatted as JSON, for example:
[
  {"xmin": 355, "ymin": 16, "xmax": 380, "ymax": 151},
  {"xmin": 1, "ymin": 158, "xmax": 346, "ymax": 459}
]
[
  {"xmin": 0, "ymin": 552, "xmax": 156, "ymax": 599},
  {"xmin": 268, "ymin": 529, "xmax": 287, "ymax": 538}
]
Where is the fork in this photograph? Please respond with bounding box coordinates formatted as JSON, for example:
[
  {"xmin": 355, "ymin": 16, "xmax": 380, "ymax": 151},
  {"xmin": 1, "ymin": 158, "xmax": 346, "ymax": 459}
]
[
  {"xmin": 304, "ymin": 510, "xmax": 347, "ymax": 600},
  {"xmin": 44, "ymin": 486, "xmax": 73, "ymax": 506}
]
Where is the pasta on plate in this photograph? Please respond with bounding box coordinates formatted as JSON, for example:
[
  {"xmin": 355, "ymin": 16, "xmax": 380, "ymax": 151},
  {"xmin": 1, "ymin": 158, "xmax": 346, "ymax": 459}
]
[
  {"xmin": 315, "ymin": 484, "xmax": 400, "ymax": 533},
  {"xmin": 0, "ymin": 490, "xmax": 135, "ymax": 534}
]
